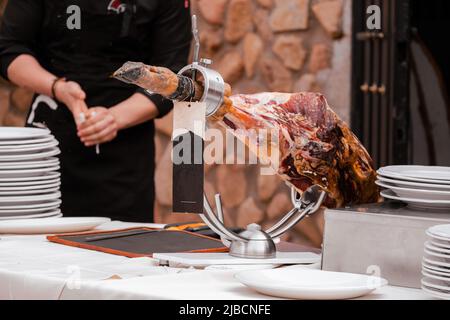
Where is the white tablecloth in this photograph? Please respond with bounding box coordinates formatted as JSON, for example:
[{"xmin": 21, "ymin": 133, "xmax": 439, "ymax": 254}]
[{"xmin": 0, "ymin": 221, "xmax": 433, "ymax": 300}]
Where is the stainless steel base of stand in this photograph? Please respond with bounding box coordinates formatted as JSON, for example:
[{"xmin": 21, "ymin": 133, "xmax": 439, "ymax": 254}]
[{"xmin": 229, "ymin": 224, "xmax": 277, "ymax": 259}]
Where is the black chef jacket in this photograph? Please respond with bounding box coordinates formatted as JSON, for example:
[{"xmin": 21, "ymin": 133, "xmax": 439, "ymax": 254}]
[{"xmin": 0, "ymin": 0, "xmax": 192, "ymax": 222}]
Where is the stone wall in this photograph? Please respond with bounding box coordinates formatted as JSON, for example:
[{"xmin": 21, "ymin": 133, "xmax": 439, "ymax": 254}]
[{"xmin": 0, "ymin": 0, "xmax": 352, "ymax": 247}]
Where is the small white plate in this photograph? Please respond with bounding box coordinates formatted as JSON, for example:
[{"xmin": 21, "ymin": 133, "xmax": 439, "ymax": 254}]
[
  {"xmin": 424, "ymin": 256, "xmax": 450, "ymax": 268},
  {"xmin": 422, "ymin": 285, "xmax": 450, "ymax": 300},
  {"xmin": 426, "ymin": 242, "xmax": 450, "ymax": 254},
  {"xmin": 378, "ymin": 166, "xmax": 450, "ymax": 184},
  {"xmin": 422, "ymin": 261, "xmax": 450, "ymax": 276},
  {"xmin": 0, "ymin": 127, "xmax": 51, "ymax": 140},
  {"xmin": 0, "ymin": 178, "xmax": 60, "ymax": 187},
  {"xmin": 0, "ymin": 192, "xmax": 61, "ymax": 204},
  {"xmin": 234, "ymin": 269, "xmax": 387, "ymax": 300},
  {"xmin": 0, "ymin": 192, "xmax": 61, "ymax": 203},
  {"xmin": 430, "ymin": 238, "xmax": 450, "ymax": 250},
  {"xmin": 422, "ymin": 277, "xmax": 450, "ymax": 292},
  {"xmin": 0, "ymin": 217, "xmax": 111, "ymax": 234},
  {"xmin": 425, "ymin": 248, "xmax": 450, "ymax": 260},
  {"xmin": 381, "ymin": 190, "xmax": 450, "ymax": 211},
  {"xmin": 0, "ymin": 199, "xmax": 61, "ymax": 210},
  {"xmin": 427, "ymin": 225, "xmax": 450, "ymax": 242},
  {"xmin": 422, "ymin": 269, "xmax": 450, "ymax": 285},
  {"xmin": 377, "ymin": 181, "xmax": 450, "ymax": 201},
  {"xmin": 0, "ymin": 187, "xmax": 59, "ymax": 196},
  {"xmin": 0, "ymin": 205, "xmax": 60, "ymax": 215},
  {"xmin": 0, "ymin": 148, "xmax": 60, "ymax": 162},
  {"xmin": 422, "ymin": 269, "xmax": 450, "ymax": 281},
  {"xmin": 377, "ymin": 172, "xmax": 450, "ymax": 185},
  {"xmin": 0, "ymin": 171, "xmax": 60, "ymax": 182},
  {"xmin": 0, "ymin": 166, "xmax": 60, "ymax": 178},
  {"xmin": 0, "ymin": 158, "xmax": 59, "ymax": 169},
  {"xmin": 377, "ymin": 176, "xmax": 450, "ymax": 191},
  {"xmin": 0, "ymin": 140, "xmax": 58, "ymax": 153},
  {"xmin": 0, "ymin": 181, "xmax": 60, "ymax": 191},
  {"xmin": 0, "ymin": 210, "xmax": 61, "ymax": 220},
  {"xmin": 0, "ymin": 136, "xmax": 54, "ymax": 146}
]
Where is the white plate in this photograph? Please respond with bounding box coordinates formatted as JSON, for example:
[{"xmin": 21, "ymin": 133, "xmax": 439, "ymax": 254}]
[
  {"xmin": 377, "ymin": 176, "xmax": 450, "ymax": 191},
  {"xmin": 0, "ymin": 217, "xmax": 111, "ymax": 234},
  {"xmin": 0, "ymin": 187, "xmax": 59, "ymax": 196},
  {"xmin": 0, "ymin": 199, "xmax": 61, "ymax": 210},
  {"xmin": 0, "ymin": 136, "xmax": 54, "ymax": 146},
  {"xmin": 234, "ymin": 269, "xmax": 388, "ymax": 300},
  {"xmin": 377, "ymin": 181, "xmax": 450, "ymax": 201},
  {"xmin": 426, "ymin": 242, "xmax": 450, "ymax": 254},
  {"xmin": 423, "ymin": 256, "xmax": 450, "ymax": 268},
  {"xmin": 0, "ymin": 192, "xmax": 61, "ymax": 204},
  {"xmin": 0, "ymin": 140, "xmax": 58, "ymax": 153},
  {"xmin": 379, "ymin": 166, "xmax": 450, "ymax": 181},
  {"xmin": 430, "ymin": 238, "xmax": 450, "ymax": 250},
  {"xmin": 0, "ymin": 178, "xmax": 60, "ymax": 187},
  {"xmin": 381, "ymin": 190, "xmax": 450, "ymax": 211},
  {"xmin": 0, "ymin": 158, "xmax": 59, "ymax": 169},
  {"xmin": 0, "ymin": 127, "xmax": 51, "ymax": 140},
  {"xmin": 422, "ymin": 269, "xmax": 450, "ymax": 282},
  {"xmin": 422, "ymin": 285, "xmax": 450, "ymax": 300},
  {"xmin": 425, "ymin": 248, "xmax": 450, "ymax": 260},
  {"xmin": 422, "ymin": 277, "xmax": 450, "ymax": 292},
  {"xmin": 0, "ymin": 148, "xmax": 60, "ymax": 162},
  {"xmin": 422, "ymin": 269, "xmax": 450, "ymax": 285},
  {"xmin": 0, "ymin": 204, "xmax": 60, "ymax": 215},
  {"xmin": 427, "ymin": 224, "xmax": 450, "ymax": 241},
  {"xmin": 0, "ymin": 181, "xmax": 60, "ymax": 191},
  {"xmin": 0, "ymin": 166, "xmax": 60, "ymax": 178},
  {"xmin": 0, "ymin": 171, "xmax": 60, "ymax": 182},
  {"xmin": 423, "ymin": 261, "xmax": 450, "ymax": 274},
  {"xmin": 378, "ymin": 166, "xmax": 450, "ymax": 185},
  {"xmin": 0, "ymin": 210, "xmax": 61, "ymax": 221}
]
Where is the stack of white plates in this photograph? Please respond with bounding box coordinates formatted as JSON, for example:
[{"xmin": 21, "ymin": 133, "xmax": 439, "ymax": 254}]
[
  {"xmin": 422, "ymin": 224, "xmax": 450, "ymax": 300},
  {"xmin": 376, "ymin": 166, "xmax": 450, "ymax": 211},
  {"xmin": 0, "ymin": 127, "xmax": 62, "ymax": 220}
]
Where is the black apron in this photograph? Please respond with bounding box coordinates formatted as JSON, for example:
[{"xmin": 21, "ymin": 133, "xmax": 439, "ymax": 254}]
[{"xmin": 27, "ymin": 0, "xmax": 156, "ymax": 222}]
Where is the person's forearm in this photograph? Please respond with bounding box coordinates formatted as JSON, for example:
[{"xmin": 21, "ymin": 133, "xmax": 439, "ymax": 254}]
[
  {"xmin": 110, "ymin": 93, "xmax": 160, "ymax": 130},
  {"xmin": 7, "ymin": 54, "xmax": 56, "ymax": 96}
]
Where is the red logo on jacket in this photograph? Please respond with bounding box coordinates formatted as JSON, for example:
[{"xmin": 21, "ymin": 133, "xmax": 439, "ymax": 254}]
[{"xmin": 108, "ymin": 0, "xmax": 126, "ymax": 13}]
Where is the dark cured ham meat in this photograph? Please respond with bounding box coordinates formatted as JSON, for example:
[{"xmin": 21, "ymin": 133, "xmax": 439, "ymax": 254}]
[{"xmin": 222, "ymin": 92, "xmax": 379, "ymax": 208}]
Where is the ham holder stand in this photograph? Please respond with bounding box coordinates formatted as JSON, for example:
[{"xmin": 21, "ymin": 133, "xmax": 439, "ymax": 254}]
[{"xmin": 153, "ymin": 16, "xmax": 326, "ymax": 267}]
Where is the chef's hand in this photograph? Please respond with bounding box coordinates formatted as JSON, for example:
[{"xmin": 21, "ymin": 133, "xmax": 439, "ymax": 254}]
[
  {"xmin": 77, "ymin": 107, "xmax": 119, "ymax": 146},
  {"xmin": 53, "ymin": 79, "xmax": 88, "ymax": 125}
]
